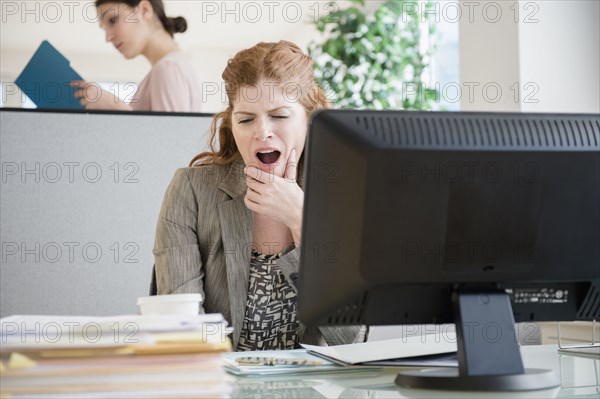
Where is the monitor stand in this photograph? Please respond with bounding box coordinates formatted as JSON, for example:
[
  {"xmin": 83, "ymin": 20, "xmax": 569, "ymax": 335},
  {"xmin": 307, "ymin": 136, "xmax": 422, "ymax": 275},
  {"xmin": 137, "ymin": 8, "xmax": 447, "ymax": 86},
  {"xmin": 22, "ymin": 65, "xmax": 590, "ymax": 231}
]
[{"xmin": 395, "ymin": 291, "xmax": 560, "ymax": 391}]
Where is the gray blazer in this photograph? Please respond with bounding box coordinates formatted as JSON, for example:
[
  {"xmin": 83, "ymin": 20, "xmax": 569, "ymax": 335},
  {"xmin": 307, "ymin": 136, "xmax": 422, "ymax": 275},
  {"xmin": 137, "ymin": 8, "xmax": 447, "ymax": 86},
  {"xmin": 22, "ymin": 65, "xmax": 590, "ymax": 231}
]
[{"xmin": 153, "ymin": 161, "xmax": 366, "ymax": 349}]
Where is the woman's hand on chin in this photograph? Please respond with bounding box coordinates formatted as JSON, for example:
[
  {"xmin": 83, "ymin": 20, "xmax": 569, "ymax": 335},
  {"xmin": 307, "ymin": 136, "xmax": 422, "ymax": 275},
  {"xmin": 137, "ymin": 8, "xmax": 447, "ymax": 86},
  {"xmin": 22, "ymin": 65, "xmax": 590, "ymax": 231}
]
[{"xmin": 244, "ymin": 149, "xmax": 303, "ymax": 244}]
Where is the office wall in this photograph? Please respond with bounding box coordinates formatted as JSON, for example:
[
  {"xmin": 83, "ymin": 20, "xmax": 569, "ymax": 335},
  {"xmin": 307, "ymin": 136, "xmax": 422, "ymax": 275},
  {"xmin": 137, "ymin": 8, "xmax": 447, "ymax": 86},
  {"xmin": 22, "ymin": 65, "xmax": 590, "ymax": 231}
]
[
  {"xmin": 0, "ymin": 1, "xmax": 328, "ymax": 112},
  {"xmin": 518, "ymin": 0, "xmax": 600, "ymax": 113},
  {"xmin": 3, "ymin": 1, "xmax": 597, "ymax": 114},
  {"xmin": 0, "ymin": 110, "xmax": 212, "ymax": 317},
  {"xmin": 460, "ymin": 0, "xmax": 600, "ymax": 113}
]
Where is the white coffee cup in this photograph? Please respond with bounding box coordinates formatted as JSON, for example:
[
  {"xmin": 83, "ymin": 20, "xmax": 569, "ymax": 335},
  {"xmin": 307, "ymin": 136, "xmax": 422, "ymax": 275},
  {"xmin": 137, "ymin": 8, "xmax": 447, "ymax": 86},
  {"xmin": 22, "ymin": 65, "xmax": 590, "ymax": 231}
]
[{"xmin": 137, "ymin": 294, "xmax": 202, "ymax": 316}]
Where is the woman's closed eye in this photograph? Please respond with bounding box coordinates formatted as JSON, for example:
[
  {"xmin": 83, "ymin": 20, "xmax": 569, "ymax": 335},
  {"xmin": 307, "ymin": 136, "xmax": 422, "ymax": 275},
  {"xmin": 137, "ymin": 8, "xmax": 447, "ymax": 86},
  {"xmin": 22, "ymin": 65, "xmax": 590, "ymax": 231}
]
[{"xmin": 238, "ymin": 115, "xmax": 288, "ymax": 124}]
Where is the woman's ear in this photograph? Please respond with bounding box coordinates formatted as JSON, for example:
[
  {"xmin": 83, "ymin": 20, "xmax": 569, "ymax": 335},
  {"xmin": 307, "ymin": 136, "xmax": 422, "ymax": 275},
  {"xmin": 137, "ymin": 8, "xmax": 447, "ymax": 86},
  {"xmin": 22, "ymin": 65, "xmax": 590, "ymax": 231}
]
[{"xmin": 137, "ymin": 0, "xmax": 154, "ymax": 22}]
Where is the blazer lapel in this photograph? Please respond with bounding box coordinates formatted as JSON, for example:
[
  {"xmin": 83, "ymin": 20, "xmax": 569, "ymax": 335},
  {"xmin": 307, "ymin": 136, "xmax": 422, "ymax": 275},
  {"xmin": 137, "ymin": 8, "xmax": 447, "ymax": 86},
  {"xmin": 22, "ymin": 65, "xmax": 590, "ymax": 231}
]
[{"xmin": 217, "ymin": 161, "xmax": 252, "ymax": 349}]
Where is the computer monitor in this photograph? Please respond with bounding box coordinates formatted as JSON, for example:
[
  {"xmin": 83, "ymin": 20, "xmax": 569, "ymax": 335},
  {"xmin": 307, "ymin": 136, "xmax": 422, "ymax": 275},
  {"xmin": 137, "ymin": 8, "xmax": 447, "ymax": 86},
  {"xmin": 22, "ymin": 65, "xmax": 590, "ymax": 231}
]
[{"xmin": 298, "ymin": 110, "xmax": 599, "ymax": 391}]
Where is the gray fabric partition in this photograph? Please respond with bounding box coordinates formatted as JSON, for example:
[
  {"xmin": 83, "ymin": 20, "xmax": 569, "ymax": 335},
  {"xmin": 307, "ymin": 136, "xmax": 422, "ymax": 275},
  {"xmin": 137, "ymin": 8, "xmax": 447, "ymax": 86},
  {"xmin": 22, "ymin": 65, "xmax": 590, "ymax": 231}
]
[
  {"xmin": 0, "ymin": 109, "xmax": 541, "ymax": 344},
  {"xmin": 0, "ymin": 110, "xmax": 212, "ymax": 317}
]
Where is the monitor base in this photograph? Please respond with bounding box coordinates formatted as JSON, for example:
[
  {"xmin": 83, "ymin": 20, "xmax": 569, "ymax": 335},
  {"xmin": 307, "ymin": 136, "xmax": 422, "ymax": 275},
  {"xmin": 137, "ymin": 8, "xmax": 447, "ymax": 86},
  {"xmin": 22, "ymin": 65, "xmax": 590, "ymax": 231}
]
[{"xmin": 395, "ymin": 367, "xmax": 560, "ymax": 391}]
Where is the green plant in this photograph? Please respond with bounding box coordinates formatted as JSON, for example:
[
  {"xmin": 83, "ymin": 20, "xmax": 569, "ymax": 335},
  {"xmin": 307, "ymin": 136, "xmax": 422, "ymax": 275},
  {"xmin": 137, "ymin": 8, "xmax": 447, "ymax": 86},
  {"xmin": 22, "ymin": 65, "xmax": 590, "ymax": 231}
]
[{"xmin": 309, "ymin": 0, "xmax": 440, "ymax": 110}]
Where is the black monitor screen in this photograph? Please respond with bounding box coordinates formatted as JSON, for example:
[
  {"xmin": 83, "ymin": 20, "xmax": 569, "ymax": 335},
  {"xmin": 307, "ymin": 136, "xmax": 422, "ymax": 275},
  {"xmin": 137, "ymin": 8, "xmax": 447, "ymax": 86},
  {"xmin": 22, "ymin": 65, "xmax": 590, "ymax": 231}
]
[{"xmin": 298, "ymin": 110, "xmax": 600, "ymax": 390}]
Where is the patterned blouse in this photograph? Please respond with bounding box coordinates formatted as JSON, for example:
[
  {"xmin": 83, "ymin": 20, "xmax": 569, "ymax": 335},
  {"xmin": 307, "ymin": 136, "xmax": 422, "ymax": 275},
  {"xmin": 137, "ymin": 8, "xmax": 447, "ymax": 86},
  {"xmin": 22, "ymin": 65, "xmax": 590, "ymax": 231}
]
[{"xmin": 237, "ymin": 249, "xmax": 301, "ymax": 351}]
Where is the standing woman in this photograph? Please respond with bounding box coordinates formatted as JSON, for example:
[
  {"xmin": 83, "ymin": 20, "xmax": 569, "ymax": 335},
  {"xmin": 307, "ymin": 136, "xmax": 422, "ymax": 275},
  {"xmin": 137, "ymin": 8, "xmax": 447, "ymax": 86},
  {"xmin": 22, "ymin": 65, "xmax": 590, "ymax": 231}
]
[{"xmin": 72, "ymin": 0, "xmax": 202, "ymax": 112}]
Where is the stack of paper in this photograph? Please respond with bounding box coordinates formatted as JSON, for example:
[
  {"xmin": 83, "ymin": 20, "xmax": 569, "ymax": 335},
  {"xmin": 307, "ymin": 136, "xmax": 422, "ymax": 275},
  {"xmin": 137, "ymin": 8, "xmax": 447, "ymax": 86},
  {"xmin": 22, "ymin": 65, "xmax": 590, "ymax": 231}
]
[{"xmin": 0, "ymin": 314, "xmax": 234, "ymax": 398}]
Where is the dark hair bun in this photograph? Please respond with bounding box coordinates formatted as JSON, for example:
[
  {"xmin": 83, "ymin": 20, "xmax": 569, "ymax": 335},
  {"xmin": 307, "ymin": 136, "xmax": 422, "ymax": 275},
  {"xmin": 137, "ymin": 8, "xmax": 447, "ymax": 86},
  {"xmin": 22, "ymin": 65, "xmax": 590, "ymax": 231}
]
[{"xmin": 171, "ymin": 16, "xmax": 187, "ymax": 34}]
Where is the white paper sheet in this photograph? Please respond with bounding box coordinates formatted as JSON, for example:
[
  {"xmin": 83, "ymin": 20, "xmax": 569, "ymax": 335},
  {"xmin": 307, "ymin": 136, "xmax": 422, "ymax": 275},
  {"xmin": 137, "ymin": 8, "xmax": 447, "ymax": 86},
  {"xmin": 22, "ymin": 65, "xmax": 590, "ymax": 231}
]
[{"xmin": 302, "ymin": 332, "xmax": 457, "ymax": 365}]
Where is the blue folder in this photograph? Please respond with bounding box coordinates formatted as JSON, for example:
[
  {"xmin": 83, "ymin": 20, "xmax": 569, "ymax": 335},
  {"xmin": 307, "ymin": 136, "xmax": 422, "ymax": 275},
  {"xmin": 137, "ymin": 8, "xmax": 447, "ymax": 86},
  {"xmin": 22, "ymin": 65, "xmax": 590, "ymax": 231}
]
[{"xmin": 15, "ymin": 40, "xmax": 85, "ymax": 110}]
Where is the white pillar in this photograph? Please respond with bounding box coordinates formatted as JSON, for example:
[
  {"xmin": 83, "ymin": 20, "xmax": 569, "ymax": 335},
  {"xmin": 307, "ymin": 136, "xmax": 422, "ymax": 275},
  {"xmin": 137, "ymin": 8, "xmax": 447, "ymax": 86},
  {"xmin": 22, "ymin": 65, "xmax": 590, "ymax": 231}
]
[
  {"xmin": 459, "ymin": 0, "xmax": 600, "ymax": 113},
  {"xmin": 459, "ymin": 0, "xmax": 521, "ymax": 112},
  {"xmin": 518, "ymin": 0, "xmax": 600, "ymax": 113}
]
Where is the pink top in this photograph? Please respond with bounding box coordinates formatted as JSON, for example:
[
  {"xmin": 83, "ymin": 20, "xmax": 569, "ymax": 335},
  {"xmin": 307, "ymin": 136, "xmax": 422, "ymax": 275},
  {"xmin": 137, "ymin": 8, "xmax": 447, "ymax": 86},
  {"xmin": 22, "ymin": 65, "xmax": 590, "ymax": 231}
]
[{"xmin": 131, "ymin": 51, "xmax": 202, "ymax": 112}]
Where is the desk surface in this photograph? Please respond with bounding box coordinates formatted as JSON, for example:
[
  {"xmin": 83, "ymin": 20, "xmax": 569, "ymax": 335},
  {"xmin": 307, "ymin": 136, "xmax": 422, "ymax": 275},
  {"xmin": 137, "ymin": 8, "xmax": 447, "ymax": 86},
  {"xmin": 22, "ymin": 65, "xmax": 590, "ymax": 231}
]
[{"xmin": 230, "ymin": 345, "xmax": 599, "ymax": 399}]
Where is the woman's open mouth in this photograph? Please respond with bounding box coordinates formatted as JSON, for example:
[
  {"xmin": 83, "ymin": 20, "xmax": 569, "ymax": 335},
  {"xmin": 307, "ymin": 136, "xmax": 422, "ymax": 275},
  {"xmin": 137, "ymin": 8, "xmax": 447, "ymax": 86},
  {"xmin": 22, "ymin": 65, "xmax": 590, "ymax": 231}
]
[{"xmin": 256, "ymin": 150, "xmax": 281, "ymax": 165}]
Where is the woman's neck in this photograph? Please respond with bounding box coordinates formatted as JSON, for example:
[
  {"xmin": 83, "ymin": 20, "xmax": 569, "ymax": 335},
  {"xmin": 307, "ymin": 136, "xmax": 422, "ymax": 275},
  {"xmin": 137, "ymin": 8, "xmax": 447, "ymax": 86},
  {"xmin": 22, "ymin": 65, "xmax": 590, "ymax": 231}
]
[
  {"xmin": 141, "ymin": 29, "xmax": 179, "ymax": 66},
  {"xmin": 252, "ymin": 213, "xmax": 294, "ymax": 255}
]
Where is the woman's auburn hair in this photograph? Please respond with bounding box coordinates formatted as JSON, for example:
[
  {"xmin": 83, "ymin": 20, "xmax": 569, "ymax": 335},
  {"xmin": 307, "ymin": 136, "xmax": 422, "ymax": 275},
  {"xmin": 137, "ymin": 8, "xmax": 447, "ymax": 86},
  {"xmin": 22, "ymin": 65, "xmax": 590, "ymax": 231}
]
[{"xmin": 189, "ymin": 41, "xmax": 331, "ymax": 167}]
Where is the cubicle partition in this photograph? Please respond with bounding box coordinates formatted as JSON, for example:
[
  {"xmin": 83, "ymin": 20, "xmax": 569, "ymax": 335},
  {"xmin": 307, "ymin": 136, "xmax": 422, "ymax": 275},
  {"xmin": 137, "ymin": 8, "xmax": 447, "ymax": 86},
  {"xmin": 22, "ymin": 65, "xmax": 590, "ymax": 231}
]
[
  {"xmin": 0, "ymin": 109, "xmax": 213, "ymax": 317},
  {"xmin": 0, "ymin": 109, "xmax": 543, "ymax": 344}
]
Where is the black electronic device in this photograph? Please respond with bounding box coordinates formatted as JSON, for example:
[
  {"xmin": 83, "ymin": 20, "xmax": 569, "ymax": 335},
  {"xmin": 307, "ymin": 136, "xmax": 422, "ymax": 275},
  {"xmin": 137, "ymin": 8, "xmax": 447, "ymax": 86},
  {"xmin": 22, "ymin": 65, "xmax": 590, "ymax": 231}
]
[{"xmin": 298, "ymin": 110, "xmax": 600, "ymax": 391}]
